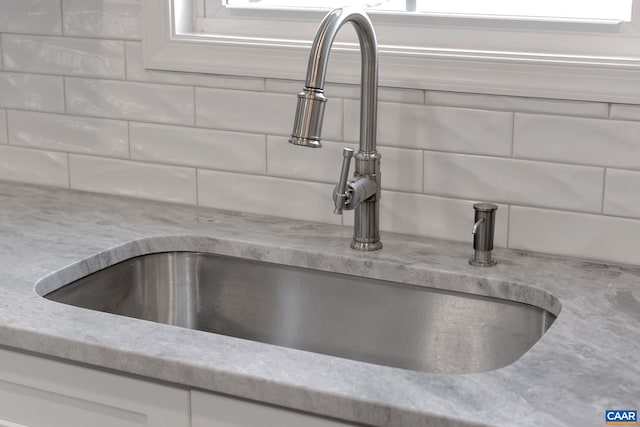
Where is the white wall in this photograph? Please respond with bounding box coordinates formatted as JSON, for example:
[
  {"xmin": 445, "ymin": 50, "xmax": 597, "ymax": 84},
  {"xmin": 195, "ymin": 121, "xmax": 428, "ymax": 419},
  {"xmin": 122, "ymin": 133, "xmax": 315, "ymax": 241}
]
[{"xmin": 1, "ymin": 0, "xmax": 640, "ymax": 266}]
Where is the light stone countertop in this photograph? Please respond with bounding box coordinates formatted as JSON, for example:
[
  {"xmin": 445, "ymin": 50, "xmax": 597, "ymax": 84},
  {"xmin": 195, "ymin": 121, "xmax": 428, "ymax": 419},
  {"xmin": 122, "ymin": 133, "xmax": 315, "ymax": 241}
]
[{"xmin": 0, "ymin": 182, "xmax": 638, "ymax": 427}]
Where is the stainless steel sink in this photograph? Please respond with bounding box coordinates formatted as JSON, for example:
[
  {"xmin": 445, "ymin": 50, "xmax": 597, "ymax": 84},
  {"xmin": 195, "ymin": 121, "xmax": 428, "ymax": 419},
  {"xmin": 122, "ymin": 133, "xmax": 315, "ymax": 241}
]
[{"xmin": 44, "ymin": 252, "xmax": 556, "ymax": 374}]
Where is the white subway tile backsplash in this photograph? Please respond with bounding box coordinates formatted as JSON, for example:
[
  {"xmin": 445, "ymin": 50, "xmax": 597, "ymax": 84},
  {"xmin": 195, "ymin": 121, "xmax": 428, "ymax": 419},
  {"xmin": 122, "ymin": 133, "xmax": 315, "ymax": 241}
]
[
  {"xmin": 70, "ymin": 155, "xmax": 196, "ymax": 204},
  {"xmin": 610, "ymin": 104, "xmax": 640, "ymax": 121},
  {"xmin": 345, "ymin": 100, "xmax": 513, "ymax": 156},
  {"xmin": 3, "ymin": 35, "xmax": 125, "ymax": 79},
  {"xmin": 0, "ymin": 145, "xmax": 68, "ymax": 187},
  {"xmin": 8, "ymin": 110, "xmax": 128, "ymax": 158},
  {"xmin": 198, "ymin": 170, "xmax": 341, "ymax": 225},
  {"xmin": 425, "ymin": 91, "xmax": 609, "ymax": 118},
  {"xmin": 380, "ymin": 191, "xmax": 508, "ymax": 246},
  {"xmin": 196, "ymin": 88, "xmax": 342, "ymax": 140},
  {"xmin": 0, "ymin": 110, "xmax": 6, "ymax": 144},
  {"xmin": 424, "ymin": 152, "xmax": 604, "ymax": 213},
  {"xmin": 509, "ymin": 206, "xmax": 640, "ymax": 266},
  {"xmin": 66, "ymin": 78, "xmax": 194, "ymax": 125},
  {"xmin": 514, "ymin": 114, "xmax": 640, "ymax": 169},
  {"xmin": 130, "ymin": 123, "xmax": 266, "ymax": 174},
  {"xmin": 125, "ymin": 42, "xmax": 265, "ymax": 91},
  {"xmin": 62, "ymin": 0, "xmax": 141, "ymax": 40},
  {"xmin": 604, "ymin": 169, "xmax": 640, "ymax": 218},
  {"xmin": 0, "ymin": 72, "xmax": 64, "ymax": 113},
  {"xmin": 377, "ymin": 145, "xmax": 423, "ymax": 193},
  {"xmin": 0, "ymin": 0, "xmax": 62, "ymax": 35}
]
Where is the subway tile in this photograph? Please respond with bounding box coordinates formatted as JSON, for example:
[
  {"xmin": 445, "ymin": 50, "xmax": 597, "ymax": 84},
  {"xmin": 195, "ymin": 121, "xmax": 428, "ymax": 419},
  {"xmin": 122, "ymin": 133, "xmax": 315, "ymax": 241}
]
[
  {"xmin": 514, "ymin": 113, "xmax": 640, "ymax": 170},
  {"xmin": 0, "ymin": 145, "xmax": 68, "ymax": 187},
  {"xmin": 130, "ymin": 123, "xmax": 266, "ymax": 174},
  {"xmin": 424, "ymin": 152, "xmax": 604, "ymax": 213},
  {"xmin": 425, "ymin": 91, "xmax": 609, "ymax": 118},
  {"xmin": 610, "ymin": 104, "xmax": 640, "ymax": 121},
  {"xmin": 65, "ymin": 78, "xmax": 194, "ymax": 125},
  {"xmin": 62, "ymin": 0, "xmax": 141, "ymax": 40},
  {"xmin": 266, "ymin": 79, "xmax": 425, "ymax": 104},
  {"xmin": 604, "ymin": 169, "xmax": 640, "ymax": 218},
  {"xmin": 125, "ymin": 42, "xmax": 264, "ymax": 91},
  {"xmin": 344, "ymin": 100, "xmax": 512, "ymax": 156},
  {"xmin": 69, "ymin": 155, "xmax": 196, "ymax": 204},
  {"xmin": 3, "ymin": 35, "xmax": 125, "ymax": 79},
  {"xmin": 266, "ymin": 137, "xmax": 357, "ymax": 183},
  {"xmin": 8, "ymin": 110, "xmax": 128, "ymax": 158},
  {"xmin": 379, "ymin": 191, "xmax": 508, "ymax": 247},
  {"xmin": 0, "ymin": 72, "xmax": 64, "ymax": 113},
  {"xmin": 0, "ymin": 110, "xmax": 6, "ymax": 144},
  {"xmin": 267, "ymin": 137, "xmax": 423, "ymax": 193},
  {"xmin": 509, "ymin": 206, "xmax": 640, "ymax": 266},
  {"xmin": 196, "ymin": 88, "xmax": 342, "ymax": 140},
  {"xmin": 0, "ymin": 0, "xmax": 62, "ymax": 35},
  {"xmin": 377, "ymin": 145, "xmax": 424, "ymax": 193},
  {"xmin": 198, "ymin": 170, "xmax": 341, "ymax": 225}
]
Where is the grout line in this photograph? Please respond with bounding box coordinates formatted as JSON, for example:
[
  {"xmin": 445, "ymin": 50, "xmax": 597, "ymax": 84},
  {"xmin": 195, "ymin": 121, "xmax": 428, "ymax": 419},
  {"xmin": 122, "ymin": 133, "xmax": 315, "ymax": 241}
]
[
  {"xmin": 195, "ymin": 168, "xmax": 200, "ymax": 206},
  {"xmin": 506, "ymin": 205, "xmax": 511, "ymax": 248},
  {"xmin": 601, "ymin": 168, "xmax": 608, "ymax": 214},
  {"xmin": 66, "ymin": 153, "xmax": 71, "ymax": 189},
  {"xmin": 0, "ymin": 34, "xmax": 4, "ymax": 70},
  {"xmin": 340, "ymin": 97, "xmax": 345, "ymax": 141},
  {"xmin": 59, "ymin": 1, "xmax": 65, "ymax": 37},
  {"xmin": 63, "ymin": 75, "xmax": 69, "ymax": 114},
  {"xmin": 3, "ymin": 109, "xmax": 8, "ymax": 144},
  {"xmin": 127, "ymin": 121, "xmax": 131, "ymax": 159},
  {"xmin": 0, "ymin": 28, "xmax": 142, "ymax": 42},
  {"xmin": 264, "ymin": 135, "xmax": 269, "ymax": 175},
  {"xmin": 123, "ymin": 41, "xmax": 129, "ymax": 81},
  {"xmin": 421, "ymin": 150, "xmax": 425, "ymax": 193},
  {"xmin": 0, "ymin": 69, "xmax": 209, "ymax": 90},
  {"xmin": 192, "ymin": 86, "xmax": 197, "ymax": 126},
  {"xmin": 510, "ymin": 112, "xmax": 515, "ymax": 157}
]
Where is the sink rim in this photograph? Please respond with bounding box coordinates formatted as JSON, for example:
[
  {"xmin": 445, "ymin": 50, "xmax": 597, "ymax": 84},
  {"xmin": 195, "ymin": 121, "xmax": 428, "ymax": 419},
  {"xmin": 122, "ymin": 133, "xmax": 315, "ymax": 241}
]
[{"xmin": 34, "ymin": 236, "xmax": 562, "ymax": 318}]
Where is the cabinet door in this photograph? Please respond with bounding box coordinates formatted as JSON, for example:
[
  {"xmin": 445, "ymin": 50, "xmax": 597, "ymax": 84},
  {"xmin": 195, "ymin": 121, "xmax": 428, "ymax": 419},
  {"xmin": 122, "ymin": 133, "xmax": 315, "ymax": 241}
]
[
  {"xmin": 192, "ymin": 390, "xmax": 360, "ymax": 427},
  {"xmin": 0, "ymin": 347, "xmax": 190, "ymax": 427}
]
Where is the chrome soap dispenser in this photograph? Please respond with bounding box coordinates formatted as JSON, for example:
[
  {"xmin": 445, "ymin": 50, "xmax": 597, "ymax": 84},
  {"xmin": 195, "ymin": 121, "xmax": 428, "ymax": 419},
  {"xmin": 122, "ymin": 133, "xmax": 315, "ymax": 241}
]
[{"xmin": 469, "ymin": 203, "xmax": 498, "ymax": 267}]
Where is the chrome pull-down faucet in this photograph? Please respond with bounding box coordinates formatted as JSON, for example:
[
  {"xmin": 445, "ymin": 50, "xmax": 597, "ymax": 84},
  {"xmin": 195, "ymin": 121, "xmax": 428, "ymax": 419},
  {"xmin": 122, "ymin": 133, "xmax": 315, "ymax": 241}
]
[{"xmin": 289, "ymin": 7, "xmax": 382, "ymax": 251}]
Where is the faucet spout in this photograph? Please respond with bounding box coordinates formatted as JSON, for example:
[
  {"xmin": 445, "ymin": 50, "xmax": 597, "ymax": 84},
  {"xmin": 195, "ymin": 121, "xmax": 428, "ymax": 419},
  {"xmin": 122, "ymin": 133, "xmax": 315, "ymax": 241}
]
[
  {"xmin": 290, "ymin": 7, "xmax": 379, "ymax": 154},
  {"xmin": 289, "ymin": 7, "xmax": 382, "ymax": 251}
]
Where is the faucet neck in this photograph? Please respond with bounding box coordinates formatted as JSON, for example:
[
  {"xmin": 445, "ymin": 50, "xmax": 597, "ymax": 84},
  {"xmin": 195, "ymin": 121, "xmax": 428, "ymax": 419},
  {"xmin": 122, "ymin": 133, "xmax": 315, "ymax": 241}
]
[{"xmin": 304, "ymin": 7, "xmax": 379, "ymax": 154}]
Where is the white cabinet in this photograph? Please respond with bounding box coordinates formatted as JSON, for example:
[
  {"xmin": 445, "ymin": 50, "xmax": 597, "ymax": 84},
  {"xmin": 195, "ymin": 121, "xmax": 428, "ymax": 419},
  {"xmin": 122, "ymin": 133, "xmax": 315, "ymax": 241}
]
[
  {"xmin": 0, "ymin": 347, "xmax": 358, "ymax": 427},
  {"xmin": 0, "ymin": 347, "xmax": 190, "ymax": 427},
  {"xmin": 192, "ymin": 390, "xmax": 358, "ymax": 427}
]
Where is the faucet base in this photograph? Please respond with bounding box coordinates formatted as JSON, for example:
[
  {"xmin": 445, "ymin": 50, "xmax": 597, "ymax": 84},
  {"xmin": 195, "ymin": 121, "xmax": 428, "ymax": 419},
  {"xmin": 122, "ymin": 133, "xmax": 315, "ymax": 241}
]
[
  {"xmin": 469, "ymin": 250, "xmax": 497, "ymax": 267},
  {"xmin": 351, "ymin": 240, "xmax": 383, "ymax": 251}
]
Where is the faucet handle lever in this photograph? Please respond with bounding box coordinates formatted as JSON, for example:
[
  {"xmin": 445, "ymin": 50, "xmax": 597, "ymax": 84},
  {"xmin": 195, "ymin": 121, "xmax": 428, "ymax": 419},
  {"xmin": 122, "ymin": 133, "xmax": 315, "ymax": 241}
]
[{"xmin": 333, "ymin": 147, "xmax": 354, "ymax": 215}]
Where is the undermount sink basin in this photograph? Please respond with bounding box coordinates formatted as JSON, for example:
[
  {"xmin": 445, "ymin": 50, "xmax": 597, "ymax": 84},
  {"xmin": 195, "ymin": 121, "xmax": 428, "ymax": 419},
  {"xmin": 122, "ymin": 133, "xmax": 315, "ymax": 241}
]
[{"xmin": 44, "ymin": 252, "xmax": 556, "ymax": 374}]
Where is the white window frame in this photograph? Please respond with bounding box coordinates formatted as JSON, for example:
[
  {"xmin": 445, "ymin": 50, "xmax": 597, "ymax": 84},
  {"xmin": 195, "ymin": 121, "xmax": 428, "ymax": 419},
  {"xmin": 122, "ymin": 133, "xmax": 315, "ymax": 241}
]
[{"xmin": 143, "ymin": 0, "xmax": 640, "ymax": 103}]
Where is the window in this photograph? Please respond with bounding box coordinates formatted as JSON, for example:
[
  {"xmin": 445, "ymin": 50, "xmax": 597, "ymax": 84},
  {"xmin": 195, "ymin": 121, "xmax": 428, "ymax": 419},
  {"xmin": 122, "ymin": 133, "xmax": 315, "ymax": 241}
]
[
  {"xmin": 142, "ymin": 0, "xmax": 640, "ymax": 103},
  {"xmin": 224, "ymin": 0, "xmax": 633, "ymax": 22}
]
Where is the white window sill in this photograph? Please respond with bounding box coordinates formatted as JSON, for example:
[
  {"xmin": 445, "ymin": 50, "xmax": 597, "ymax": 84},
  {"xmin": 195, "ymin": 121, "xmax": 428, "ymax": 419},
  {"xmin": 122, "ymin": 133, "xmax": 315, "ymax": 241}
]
[{"xmin": 142, "ymin": 0, "xmax": 640, "ymax": 103}]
